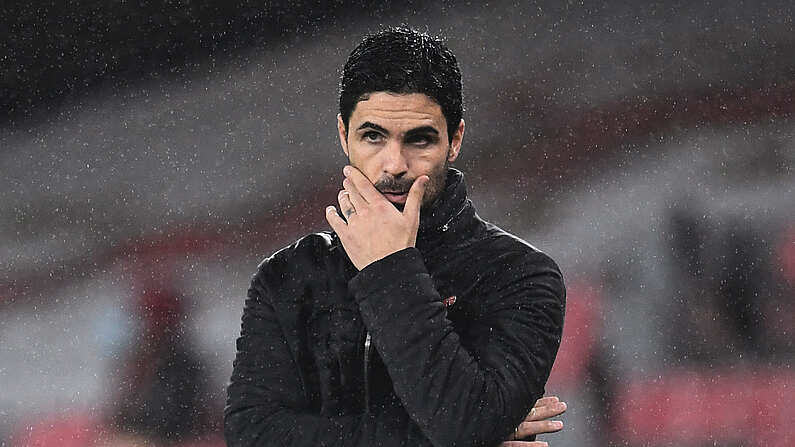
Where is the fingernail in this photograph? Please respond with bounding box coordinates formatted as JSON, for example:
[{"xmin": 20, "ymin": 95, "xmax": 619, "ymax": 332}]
[
  {"xmin": 559, "ymin": 402, "xmax": 567, "ymax": 410},
  {"xmin": 553, "ymin": 421, "xmax": 563, "ymax": 428},
  {"xmin": 326, "ymin": 206, "xmax": 335, "ymax": 213},
  {"xmin": 343, "ymin": 165, "xmax": 351, "ymax": 175}
]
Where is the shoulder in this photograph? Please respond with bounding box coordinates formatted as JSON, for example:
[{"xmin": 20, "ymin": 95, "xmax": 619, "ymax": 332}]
[
  {"xmin": 478, "ymin": 220, "xmax": 563, "ymax": 275},
  {"xmin": 469, "ymin": 221, "xmax": 566, "ymax": 303},
  {"xmin": 251, "ymin": 231, "xmax": 337, "ymax": 288}
]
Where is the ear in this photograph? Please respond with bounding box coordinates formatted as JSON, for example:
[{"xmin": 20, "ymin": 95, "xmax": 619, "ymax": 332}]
[
  {"xmin": 447, "ymin": 119, "xmax": 465, "ymax": 162},
  {"xmin": 337, "ymin": 114, "xmax": 349, "ymax": 157}
]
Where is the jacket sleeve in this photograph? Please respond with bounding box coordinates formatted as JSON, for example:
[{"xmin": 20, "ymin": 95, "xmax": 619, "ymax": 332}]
[
  {"xmin": 224, "ymin": 260, "xmax": 435, "ymax": 447},
  {"xmin": 347, "ymin": 247, "xmax": 566, "ymax": 447}
]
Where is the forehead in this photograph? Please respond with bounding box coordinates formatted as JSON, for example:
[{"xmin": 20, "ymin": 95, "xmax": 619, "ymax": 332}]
[{"xmin": 350, "ymin": 92, "xmax": 445, "ymax": 133}]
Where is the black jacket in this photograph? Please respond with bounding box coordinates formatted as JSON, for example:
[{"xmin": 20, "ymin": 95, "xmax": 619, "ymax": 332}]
[{"xmin": 225, "ymin": 168, "xmax": 566, "ymax": 447}]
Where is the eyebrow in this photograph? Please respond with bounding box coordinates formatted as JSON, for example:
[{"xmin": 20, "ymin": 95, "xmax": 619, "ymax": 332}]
[
  {"xmin": 356, "ymin": 122, "xmax": 440, "ymax": 138},
  {"xmin": 404, "ymin": 126, "xmax": 439, "ymax": 138},
  {"xmin": 357, "ymin": 122, "xmax": 389, "ymax": 134}
]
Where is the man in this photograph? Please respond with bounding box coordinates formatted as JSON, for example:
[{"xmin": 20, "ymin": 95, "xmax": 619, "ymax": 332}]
[{"xmin": 225, "ymin": 27, "xmax": 566, "ymax": 446}]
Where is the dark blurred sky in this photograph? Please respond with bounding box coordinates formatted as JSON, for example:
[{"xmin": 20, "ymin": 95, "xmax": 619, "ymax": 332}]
[{"xmin": 0, "ymin": 1, "xmax": 432, "ymax": 126}]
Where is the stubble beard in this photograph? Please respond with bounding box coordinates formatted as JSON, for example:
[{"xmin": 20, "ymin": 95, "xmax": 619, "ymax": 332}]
[
  {"xmin": 415, "ymin": 158, "xmax": 449, "ymax": 213},
  {"xmin": 386, "ymin": 159, "xmax": 448, "ymax": 213}
]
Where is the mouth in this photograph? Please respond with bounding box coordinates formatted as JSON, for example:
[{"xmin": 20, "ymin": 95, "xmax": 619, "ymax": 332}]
[{"xmin": 382, "ymin": 191, "xmax": 409, "ymax": 204}]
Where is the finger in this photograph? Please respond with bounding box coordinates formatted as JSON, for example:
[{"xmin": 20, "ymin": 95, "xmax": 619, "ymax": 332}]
[
  {"xmin": 343, "ymin": 177, "xmax": 368, "ymax": 211},
  {"xmin": 499, "ymin": 441, "xmax": 549, "ymax": 447},
  {"xmin": 534, "ymin": 396, "xmax": 560, "ymax": 408},
  {"xmin": 514, "ymin": 420, "xmax": 564, "ymax": 439},
  {"xmin": 343, "ymin": 165, "xmax": 382, "ymax": 203},
  {"xmin": 527, "ymin": 401, "xmax": 567, "ymax": 421},
  {"xmin": 325, "ymin": 206, "xmax": 347, "ymax": 233},
  {"xmin": 404, "ymin": 175, "xmax": 428, "ymax": 218},
  {"xmin": 338, "ymin": 190, "xmax": 356, "ymax": 218}
]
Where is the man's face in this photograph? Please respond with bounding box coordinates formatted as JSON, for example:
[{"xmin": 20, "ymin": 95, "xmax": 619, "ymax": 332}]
[{"xmin": 337, "ymin": 92, "xmax": 464, "ymax": 211}]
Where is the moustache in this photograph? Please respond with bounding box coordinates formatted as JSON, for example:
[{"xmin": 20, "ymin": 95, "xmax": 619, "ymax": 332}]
[{"xmin": 374, "ymin": 177, "xmax": 415, "ymax": 194}]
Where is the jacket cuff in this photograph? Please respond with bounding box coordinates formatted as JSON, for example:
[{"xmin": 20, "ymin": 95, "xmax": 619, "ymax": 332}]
[{"xmin": 348, "ymin": 247, "xmax": 428, "ymax": 302}]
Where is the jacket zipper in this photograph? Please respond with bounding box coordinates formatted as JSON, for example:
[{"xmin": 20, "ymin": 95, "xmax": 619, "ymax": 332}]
[
  {"xmin": 363, "ymin": 329, "xmax": 372, "ymax": 413},
  {"xmin": 360, "ymin": 200, "xmax": 467, "ymax": 413},
  {"xmin": 440, "ymin": 200, "xmax": 468, "ymax": 232}
]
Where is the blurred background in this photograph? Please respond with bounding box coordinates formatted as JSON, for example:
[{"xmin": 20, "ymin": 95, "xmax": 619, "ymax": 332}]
[{"xmin": 1, "ymin": 1, "xmax": 793, "ymax": 446}]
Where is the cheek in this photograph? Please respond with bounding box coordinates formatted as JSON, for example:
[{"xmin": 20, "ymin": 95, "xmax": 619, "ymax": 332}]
[
  {"xmin": 422, "ymin": 158, "xmax": 449, "ymax": 196},
  {"xmin": 410, "ymin": 150, "xmax": 446, "ymax": 170},
  {"xmin": 347, "ymin": 146, "xmax": 381, "ymax": 181}
]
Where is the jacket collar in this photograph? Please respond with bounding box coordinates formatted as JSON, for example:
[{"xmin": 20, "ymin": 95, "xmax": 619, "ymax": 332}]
[
  {"xmin": 418, "ymin": 167, "xmax": 467, "ymax": 233},
  {"xmin": 415, "ymin": 168, "xmax": 478, "ymax": 254}
]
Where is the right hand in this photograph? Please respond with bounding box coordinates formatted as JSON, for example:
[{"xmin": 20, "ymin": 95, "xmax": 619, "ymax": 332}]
[{"xmin": 499, "ymin": 396, "xmax": 567, "ymax": 447}]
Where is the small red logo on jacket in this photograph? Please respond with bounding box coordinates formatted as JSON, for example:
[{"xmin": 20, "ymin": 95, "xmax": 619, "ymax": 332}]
[{"xmin": 442, "ymin": 295, "xmax": 457, "ymax": 307}]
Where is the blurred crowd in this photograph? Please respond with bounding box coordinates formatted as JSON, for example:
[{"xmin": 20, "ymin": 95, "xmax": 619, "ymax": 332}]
[
  {"xmin": 548, "ymin": 217, "xmax": 794, "ymax": 446},
  {"xmin": 12, "ymin": 280, "xmax": 222, "ymax": 447}
]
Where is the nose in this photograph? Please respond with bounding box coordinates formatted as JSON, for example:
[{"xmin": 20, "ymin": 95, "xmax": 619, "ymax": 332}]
[{"xmin": 381, "ymin": 140, "xmax": 408, "ymax": 176}]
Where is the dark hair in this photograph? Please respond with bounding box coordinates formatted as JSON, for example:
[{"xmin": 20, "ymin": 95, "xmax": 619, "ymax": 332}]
[{"xmin": 339, "ymin": 27, "xmax": 463, "ymax": 144}]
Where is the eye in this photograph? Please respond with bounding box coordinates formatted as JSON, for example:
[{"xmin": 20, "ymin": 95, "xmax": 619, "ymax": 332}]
[
  {"xmin": 406, "ymin": 135, "xmax": 433, "ymax": 147},
  {"xmin": 363, "ymin": 131, "xmax": 383, "ymax": 143}
]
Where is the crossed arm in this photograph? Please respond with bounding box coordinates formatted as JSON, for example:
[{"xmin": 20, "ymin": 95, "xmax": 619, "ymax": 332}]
[{"xmin": 226, "ymin": 317, "xmax": 565, "ymax": 446}]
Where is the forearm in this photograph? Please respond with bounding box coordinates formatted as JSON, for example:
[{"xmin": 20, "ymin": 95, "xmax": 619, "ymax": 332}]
[
  {"xmin": 223, "ymin": 402, "xmax": 351, "ymax": 447},
  {"xmin": 224, "ymin": 387, "xmax": 432, "ymax": 447}
]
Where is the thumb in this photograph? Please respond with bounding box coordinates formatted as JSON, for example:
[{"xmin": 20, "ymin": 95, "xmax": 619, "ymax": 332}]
[{"xmin": 404, "ymin": 175, "xmax": 428, "ymax": 218}]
